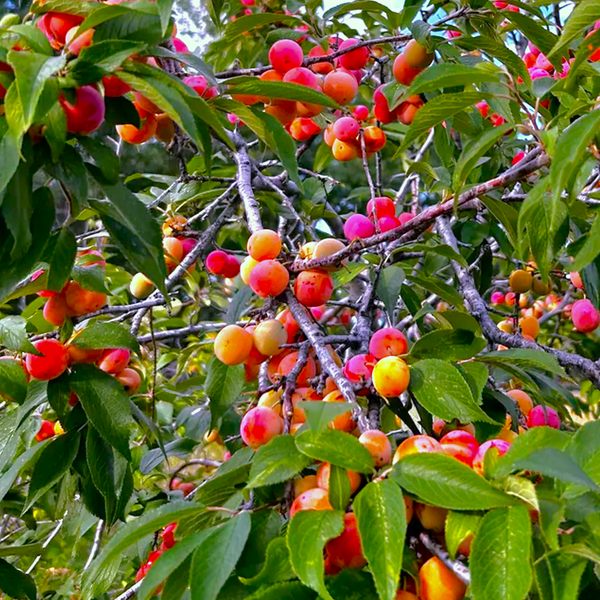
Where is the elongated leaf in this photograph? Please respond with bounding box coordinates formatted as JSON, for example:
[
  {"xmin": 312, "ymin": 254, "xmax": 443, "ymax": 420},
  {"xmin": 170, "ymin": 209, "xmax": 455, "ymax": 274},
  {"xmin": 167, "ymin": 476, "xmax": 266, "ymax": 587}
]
[
  {"xmin": 453, "ymin": 123, "xmax": 512, "ymax": 192},
  {"xmin": 477, "ymin": 349, "xmax": 566, "ymax": 378},
  {"xmin": 470, "ymin": 506, "xmax": 532, "ymax": 600},
  {"xmin": 377, "ymin": 266, "xmax": 405, "ymax": 318},
  {"xmin": 406, "ymin": 273, "xmax": 464, "ymax": 307},
  {"xmin": 7, "ymin": 51, "xmax": 65, "ymax": 132},
  {"xmin": 295, "ymin": 429, "xmax": 374, "ymax": 474},
  {"xmin": 445, "ymin": 511, "xmax": 481, "ymax": 559},
  {"xmin": 0, "ymin": 358, "xmax": 27, "ymax": 404},
  {"xmin": 190, "ymin": 513, "xmax": 251, "ymax": 600},
  {"xmin": 548, "ymin": 0, "xmax": 600, "ymax": 61},
  {"xmin": 69, "ymin": 40, "xmax": 145, "ymax": 86},
  {"xmin": 392, "ymin": 453, "xmax": 516, "ymax": 510},
  {"xmin": 247, "ymin": 435, "xmax": 312, "ymax": 489},
  {"xmin": 328, "ymin": 464, "xmax": 352, "ymax": 511},
  {"xmin": 480, "ymin": 196, "xmax": 519, "ymax": 248},
  {"xmin": 240, "ymin": 537, "xmax": 295, "ymax": 586},
  {"xmin": 70, "ymin": 364, "xmax": 135, "ymax": 460},
  {"xmin": 407, "ymin": 63, "xmax": 500, "ymax": 97},
  {"xmin": 0, "ymin": 558, "xmax": 36, "ymax": 600},
  {"xmin": 0, "ymin": 316, "xmax": 35, "ymax": 353},
  {"xmin": 74, "ymin": 321, "xmax": 139, "ymax": 353},
  {"xmin": 354, "ymin": 481, "xmax": 406, "ymax": 600},
  {"xmin": 454, "ymin": 36, "xmax": 530, "ymax": 86},
  {"xmin": 87, "ymin": 166, "xmax": 168, "ymax": 299},
  {"xmin": 26, "ymin": 430, "xmax": 79, "ymax": 510},
  {"xmin": 571, "ymin": 211, "xmax": 600, "ymax": 272},
  {"xmin": 287, "ymin": 510, "xmax": 344, "ymax": 600},
  {"xmin": 77, "ymin": 137, "xmax": 120, "ymax": 183},
  {"xmin": 0, "ymin": 130, "xmax": 21, "ymax": 197},
  {"xmin": 229, "ymin": 81, "xmax": 338, "ymax": 109},
  {"xmin": 139, "ymin": 531, "xmax": 211, "ymax": 600},
  {"xmin": 505, "ymin": 12, "xmax": 558, "ymax": 58},
  {"xmin": 409, "ymin": 359, "xmax": 494, "ymax": 423},
  {"xmin": 296, "ymin": 401, "xmax": 354, "ymax": 433},
  {"xmin": 83, "ymin": 501, "xmax": 206, "ymax": 599},
  {"xmin": 206, "ymin": 356, "xmax": 244, "ymax": 428},
  {"xmin": 0, "ymin": 438, "xmax": 51, "ymax": 503},
  {"xmin": 224, "ymin": 13, "xmax": 300, "ymax": 41},
  {"xmin": 255, "ymin": 109, "xmax": 303, "ymax": 190},
  {"xmin": 410, "ymin": 330, "xmax": 486, "ymax": 362},
  {"xmin": 45, "ymin": 227, "xmax": 77, "ymax": 292},
  {"xmin": 494, "ymin": 426, "xmax": 569, "ymax": 478},
  {"xmin": 398, "ymin": 92, "xmax": 484, "ymax": 152}
]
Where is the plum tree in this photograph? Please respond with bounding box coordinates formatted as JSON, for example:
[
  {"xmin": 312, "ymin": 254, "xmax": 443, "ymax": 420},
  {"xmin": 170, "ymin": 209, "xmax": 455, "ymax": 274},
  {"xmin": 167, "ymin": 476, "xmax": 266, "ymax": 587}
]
[{"xmin": 1, "ymin": 1, "xmax": 600, "ymax": 599}]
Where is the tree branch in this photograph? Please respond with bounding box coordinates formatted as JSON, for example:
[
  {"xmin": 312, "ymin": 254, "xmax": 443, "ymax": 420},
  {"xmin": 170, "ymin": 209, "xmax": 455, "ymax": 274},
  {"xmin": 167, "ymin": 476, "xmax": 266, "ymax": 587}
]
[{"xmin": 286, "ymin": 291, "xmax": 369, "ymax": 430}]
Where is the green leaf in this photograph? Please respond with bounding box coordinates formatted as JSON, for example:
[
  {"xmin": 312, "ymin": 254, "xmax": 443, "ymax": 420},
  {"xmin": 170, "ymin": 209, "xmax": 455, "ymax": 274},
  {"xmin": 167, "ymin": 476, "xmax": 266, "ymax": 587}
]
[
  {"xmin": 206, "ymin": 356, "xmax": 244, "ymax": 428},
  {"xmin": 6, "ymin": 23, "xmax": 52, "ymax": 54},
  {"xmin": 45, "ymin": 227, "xmax": 77, "ymax": 292},
  {"xmin": 445, "ymin": 511, "xmax": 481, "ymax": 559},
  {"xmin": 45, "ymin": 144, "xmax": 89, "ymax": 215},
  {"xmin": 568, "ymin": 421, "xmax": 600, "ymax": 486},
  {"xmin": 0, "ymin": 316, "xmax": 36, "ymax": 353},
  {"xmin": 0, "ymin": 130, "xmax": 21, "ymax": 197},
  {"xmin": 453, "ymin": 124, "xmax": 512, "ymax": 193},
  {"xmin": 69, "ymin": 40, "xmax": 146, "ymax": 86},
  {"xmin": 295, "ymin": 429, "xmax": 374, "ymax": 474},
  {"xmin": 547, "ymin": 0, "xmax": 600, "ymax": 61},
  {"xmin": 139, "ymin": 531, "xmax": 211, "ymax": 600},
  {"xmin": 470, "ymin": 506, "xmax": 532, "ymax": 600},
  {"xmin": 225, "ymin": 285, "xmax": 252, "ymax": 324},
  {"xmin": 78, "ymin": 137, "xmax": 120, "ymax": 183},
  {"xmin": 454, "ymin": 36, "xmax": 530, "ymax": 86},
  {"xmin": 190, "ymin": 513, "xmax": 251, "ymax": 600},
  {"xmin": 223, "ymin": 13, "xmax": 300, "ymax": 41},
  {"xmin": 247, "ymin": 435, "xmax": 312, "ymax": 489},
  {"xmin": 297, "ymin": 401, "xmax": 355, "ymax": 433},
  {"xmin": 7, "ymin": 50, "xmax": 65, "ymax": 132},
  {"xmin": 73, "ymin": 321, "xmax": 140, "ymax": 353},
  {"xmin": 229, "ymin": 81, "xmax": 338, "ymax": 109},
  {"xmin": 511, "ymin": 447, "xmax": 599, "ymax": 491},
  {"xmin": 0, "ymin": 358, "xmax": 28, "ymax": 404},
  {"xmin": 400, "ymin": 243, "xmax": 468, "ymax": 268},
  {"xmin": 409, "ymin": 359, "xmax": 494, "ymax": 423},
  {"xmin": 476, "ymin": 349, "xmax": 566, "ymax": 378},
  {"xmin": 287, "ymin": 510, "xmax": 344, "ymax": 600},
  {"xmin": 392, "ymin": 453, "xmax": 516, "ymax": 510},
  {"xmin": 328, "ymin": 464, "xmax": 352, "ymax": 511},
  {"xmin": 83, "ymin": 502, "xmax": 206, "ymax": 600},
  {"xmin": 0, "ymin": 558, "xmax": 36, "ymax": 600},
  {"xmin": 71, "ymin": 264, "xmax": 108, "ymax": 294},
  {"xmin": 1, "ymin": 148, "xmax": 34, "ymax": 259},
  {"xmin": 354, "ymin": 480, "xmax": 406, "ymax": 600},
  {"xmin": 406, "ymin": 273, "xmax": 464, "ymax": 307},
  {"xmin": 255, "ymin": 110, "xmax": 303, "ymax": 191},
  {"xmin": 493, "ymin": 426, "xmax": 569, "ymax": 478},
  {"xmin": 550, "ymin": 110, "xmax": 600, "ymax": 232},
  {"xmin": 70, "ymin": 364, "xmax": 135, "ymax": 460},
  {"xmin": 505, "ymin": 12, "xmax": 558, "ymax": 59},
  {"xmin": 93, "ymin": 11, "xmax": 165, "ymax": 45},
  {"xmin": 480, "ymin": 196, "xmax": 519, "ymax": 248},
  {"xmin": 245, "ymin": 582, "xmax": 316, "ymax": 600},
  {"xmin": 407, "ymin": 63, "xmax": 500, "ymax": 97},
  {"xmin": 0, "ymin": 438, "xmax": 52, "ymax": 503},
  {"xmin": 240, "ymin": 537, "xmax": 295, "ymax": 586},
  {"xmin": 88, "ymin": 166, "xmax": 168, "ymax": 299},
  {"xmin": 571, "ymin": 210, "xmax": 600, "ymax": 272},
  {"xmin": 332, "ymin": 262, "xmax": 368, "ymax": 289},
  {"xmin": 397, "ymin": 92, "xmax": 486, "ymax": 153},
  {"xmin": 410, "ymin": 329, "xmax": 487, "ymax": 362},
  {"xmin": 503, "ymin": 476, "xmax": 539, "ymax": 512},
  {"xmin": 25, "ymin": 430, "xmax": 79, "ymax": 511},
  {"xmin": 377, "ymin": 266, "xmax": 405, "ymax": 317}
]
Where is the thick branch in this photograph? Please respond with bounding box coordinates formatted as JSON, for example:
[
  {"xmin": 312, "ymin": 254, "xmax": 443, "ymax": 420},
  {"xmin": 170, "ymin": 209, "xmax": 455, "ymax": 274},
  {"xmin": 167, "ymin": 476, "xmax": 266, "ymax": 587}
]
[
  {"xmin": 286, "ymin": 291, "xmax": 369, "ymax": 430},
  {"xmin": 232, "ymin": 134, "xmax": 263, "ymax": 233},
  {"xmin": 419, "ymin": 532, "xmax": 471, "ymax": 586},
  {"xmin": 282, "ymin": 343, "xmax": 309, "ymax": 433},
  {"xmin": 436, "ymin": 216, "xmax": 600, "ymax": 388},
  {"xmin": 289, "ymin": 149, "xmax": 549, "ymax": 272}
]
